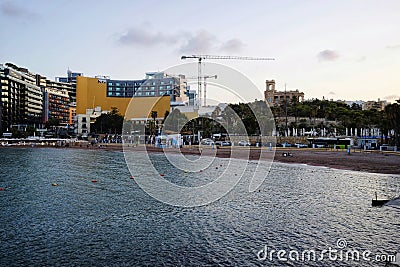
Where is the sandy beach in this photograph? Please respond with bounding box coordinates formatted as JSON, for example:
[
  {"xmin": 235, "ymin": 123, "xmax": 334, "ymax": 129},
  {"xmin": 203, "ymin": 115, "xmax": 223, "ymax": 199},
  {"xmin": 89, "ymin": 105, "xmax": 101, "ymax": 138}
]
[{"xmin": 273, "ymin": 149, "xmax": 400, "ymax": 174}]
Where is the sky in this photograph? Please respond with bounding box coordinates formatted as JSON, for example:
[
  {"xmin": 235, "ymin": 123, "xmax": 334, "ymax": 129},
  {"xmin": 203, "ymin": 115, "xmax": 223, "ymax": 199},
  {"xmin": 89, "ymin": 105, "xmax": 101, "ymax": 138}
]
[{"xmin": 1, "ymin": 0, "xmax": 399, "ymax": 103}]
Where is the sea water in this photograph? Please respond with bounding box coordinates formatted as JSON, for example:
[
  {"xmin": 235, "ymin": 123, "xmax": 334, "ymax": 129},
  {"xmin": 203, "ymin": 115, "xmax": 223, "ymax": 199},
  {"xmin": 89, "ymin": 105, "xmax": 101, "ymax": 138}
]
[{"xmin": 0, "ymin": 147, "xmax": 399, "ymax": 266}]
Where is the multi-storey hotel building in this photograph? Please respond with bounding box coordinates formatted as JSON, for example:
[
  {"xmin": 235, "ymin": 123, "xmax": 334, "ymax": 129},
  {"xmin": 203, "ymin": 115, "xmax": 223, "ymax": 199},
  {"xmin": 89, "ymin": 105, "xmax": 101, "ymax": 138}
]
[{"xmin": 0, "ymin": 64, "xmax": 43, "ymax": 132}]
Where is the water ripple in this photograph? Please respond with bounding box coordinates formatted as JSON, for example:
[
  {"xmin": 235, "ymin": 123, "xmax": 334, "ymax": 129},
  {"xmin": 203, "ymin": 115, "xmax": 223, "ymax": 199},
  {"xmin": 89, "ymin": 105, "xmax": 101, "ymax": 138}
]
[{"xmin": 0, "ymin": 148, "xmax": 399, "ymax": 266}]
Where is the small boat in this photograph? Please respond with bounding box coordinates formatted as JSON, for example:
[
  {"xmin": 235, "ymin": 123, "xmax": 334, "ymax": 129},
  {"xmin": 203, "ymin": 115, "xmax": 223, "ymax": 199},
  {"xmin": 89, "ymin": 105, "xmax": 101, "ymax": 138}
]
[
  {"xmin": 372, "ymin": 199, "xmax": 390, "ymax": 206},
  {"xmin": 372, "ymin": 192, "xmax": 391, "ymax": 206}
]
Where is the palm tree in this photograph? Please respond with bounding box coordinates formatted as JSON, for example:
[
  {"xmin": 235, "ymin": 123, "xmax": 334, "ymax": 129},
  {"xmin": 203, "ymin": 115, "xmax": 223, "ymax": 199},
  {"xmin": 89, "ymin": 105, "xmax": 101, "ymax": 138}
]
[
  {"xmin": 385, "ymin": 103, "xmax": 400, "ymax": 146},
  {"xmin": 151, "ymin": 110, "xmax": 158, "ymax": 142}
]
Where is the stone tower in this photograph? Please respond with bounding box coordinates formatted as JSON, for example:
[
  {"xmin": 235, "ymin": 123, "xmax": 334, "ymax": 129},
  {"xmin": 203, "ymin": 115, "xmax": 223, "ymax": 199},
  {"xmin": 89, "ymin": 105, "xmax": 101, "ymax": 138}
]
[{"xmin": 264, "ymin": 80, "xmax": 276, "ymax": 104}]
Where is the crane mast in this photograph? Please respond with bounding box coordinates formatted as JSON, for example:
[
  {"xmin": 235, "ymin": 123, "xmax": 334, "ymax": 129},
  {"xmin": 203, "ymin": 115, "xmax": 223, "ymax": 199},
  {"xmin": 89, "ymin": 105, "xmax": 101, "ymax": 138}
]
[
  {"xmin": 185, "ymin": 75, "xmax": 218, "ymax": 106},
  {"xmin": 203, "ymin": 75, "xmax": 217, "ymax": 106},
  {"xmin": 181, "ymin": 55, "xmax": 274, "ymax": 107}
]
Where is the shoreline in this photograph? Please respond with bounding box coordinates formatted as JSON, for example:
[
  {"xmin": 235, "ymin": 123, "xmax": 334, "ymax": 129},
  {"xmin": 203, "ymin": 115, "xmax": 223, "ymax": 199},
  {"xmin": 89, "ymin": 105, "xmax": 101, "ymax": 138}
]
[{"xmin": 2, "ymin": 144, "xmax": 399, "ymax": 175}]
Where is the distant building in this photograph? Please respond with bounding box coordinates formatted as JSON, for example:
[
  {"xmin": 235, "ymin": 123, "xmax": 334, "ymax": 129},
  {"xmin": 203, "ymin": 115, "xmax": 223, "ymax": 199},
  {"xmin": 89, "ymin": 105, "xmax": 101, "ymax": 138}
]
[
  {"xmin": 186, "ymin": 88, "xmax": 196, "ymax": 106},
  {"xmin": 0, "ymin": 63, "xmax": 78, "ymax": 134},
  {"xmin": 56, "ymin": 69, "xmax": 83, "ymax": 102},
  {"xmin": 43, "ymin": 87, "xmax": 70, "ymax": 125},
  {"xmin": 35, "ymin": 74, "xmax": 74, "ymax": 125},
  {"xmin": 75, "ymin": 106, "xmax": 107, "ymax": 136},
  {"xmin": 264, "ymin": 80, "xmax": 304, "ymax": 105},
  {"xmin": 105, "ymin": 72, "xmax": 186, "ymax": 102},
  {"xmin": 0, "ymin": 64, "xmax": 43, "ymax": 132},
  {"xmin": 76, "ymin": 72, "xmax": 188, "ymax": 117},
  {"xmin": 69, "ymin": 102, "xmax": 76, "ymax": 125},
  {"xmin": 362, "ymin": 99, "xmax": 388, "ymax": 111}
]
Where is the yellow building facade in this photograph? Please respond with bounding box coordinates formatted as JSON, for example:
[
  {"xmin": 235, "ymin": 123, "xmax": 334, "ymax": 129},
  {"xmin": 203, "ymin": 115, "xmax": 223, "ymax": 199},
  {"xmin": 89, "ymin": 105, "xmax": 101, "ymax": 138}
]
[{"xmin": 76, "ymin": 76, "xmax": 170, "ymax": 119}]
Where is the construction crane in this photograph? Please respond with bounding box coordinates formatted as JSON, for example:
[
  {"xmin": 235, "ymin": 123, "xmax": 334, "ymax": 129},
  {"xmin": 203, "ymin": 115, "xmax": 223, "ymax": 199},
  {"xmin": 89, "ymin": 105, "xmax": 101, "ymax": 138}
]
[
  {"xmin": 185, "ymin": 75, "xmax": 217, "ymax": 106},
  {"xmin": 181, "ymin": 55, "xmax": 275, "ymax": 107}
]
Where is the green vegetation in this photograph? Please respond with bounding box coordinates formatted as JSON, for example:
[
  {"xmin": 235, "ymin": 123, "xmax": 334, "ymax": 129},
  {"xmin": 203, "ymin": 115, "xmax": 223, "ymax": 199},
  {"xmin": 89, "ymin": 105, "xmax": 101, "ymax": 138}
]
[
  {"xmin": 92, "ymin": 107, "xmax": 124, "ymax": 134},
  {"xmin": 163, "ymin": 108, "xmax": 188, "ymax": 133},
  {"xmin": 95, "ymin": 99, "xmax": 400, "ymax": 147},
  {"xmin": 384, "ymin": 102, "xmax": 400, "ymax": 146},
  {"xmin": 174, "ymin": 99, "xmax": 399, "ymax": 146},
  {"xmin": 270, "ymin": 98, "xmax": 400, "ymax": 146}
]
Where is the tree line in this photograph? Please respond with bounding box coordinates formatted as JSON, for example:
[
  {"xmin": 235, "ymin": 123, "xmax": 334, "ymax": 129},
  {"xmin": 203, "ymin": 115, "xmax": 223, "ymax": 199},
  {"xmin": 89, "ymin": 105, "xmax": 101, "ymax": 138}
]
[{"xmin": 92, "ymin": 99, "xmax": 400, "ymax": 146}]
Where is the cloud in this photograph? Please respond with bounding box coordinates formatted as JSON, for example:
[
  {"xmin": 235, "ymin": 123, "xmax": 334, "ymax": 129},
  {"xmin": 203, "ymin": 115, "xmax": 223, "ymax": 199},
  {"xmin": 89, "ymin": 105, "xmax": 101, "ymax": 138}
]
[
  {"xmin": 328, "ymin": 91, "xmax": 336, "ymax": 95},
  {"xmin": 116, "ymin": 26, "xmax": 245, "ymax": 55},
  {"xmin": 317, "ymin": 50, "xmax": 340, "ymax": 62},
  {"xmin": 220, "ymin": 38, "xmax": 245, "ymax": 53},
  {"xmin": 118, "ymin": 27, "xmax": 178, "ymax": 46},
  {"xmin": 386, "ymin": 44, "xmax": 400, "ymax": 50},
  {"xmin": 0, "ymin": 1, "xmax": 37, "ymax": 19},
  {"xmin": 179, "ymin": 30, "xmax": 217, "ymax": 53}
]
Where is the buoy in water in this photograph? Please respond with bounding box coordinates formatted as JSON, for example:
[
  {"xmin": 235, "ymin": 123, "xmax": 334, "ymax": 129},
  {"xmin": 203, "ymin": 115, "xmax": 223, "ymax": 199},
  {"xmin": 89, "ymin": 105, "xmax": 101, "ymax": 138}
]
[
  {"xmin": 91, "ymin": 180, "xmax": 97, "ymax": 183},
  {"xmin": 130, "ymin": 175, "xmax": 134, "ymax": 179},
  {"xmin": 52, "ymin": 183, "xmax": 58, "ymax": 187},
  {"xmin": 160, "ymin": 174, "xmax": 165, "ymax": 177},
  {"xmin": 0, "ymin": 187, "xmax": 5, "ymax": 191}
]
